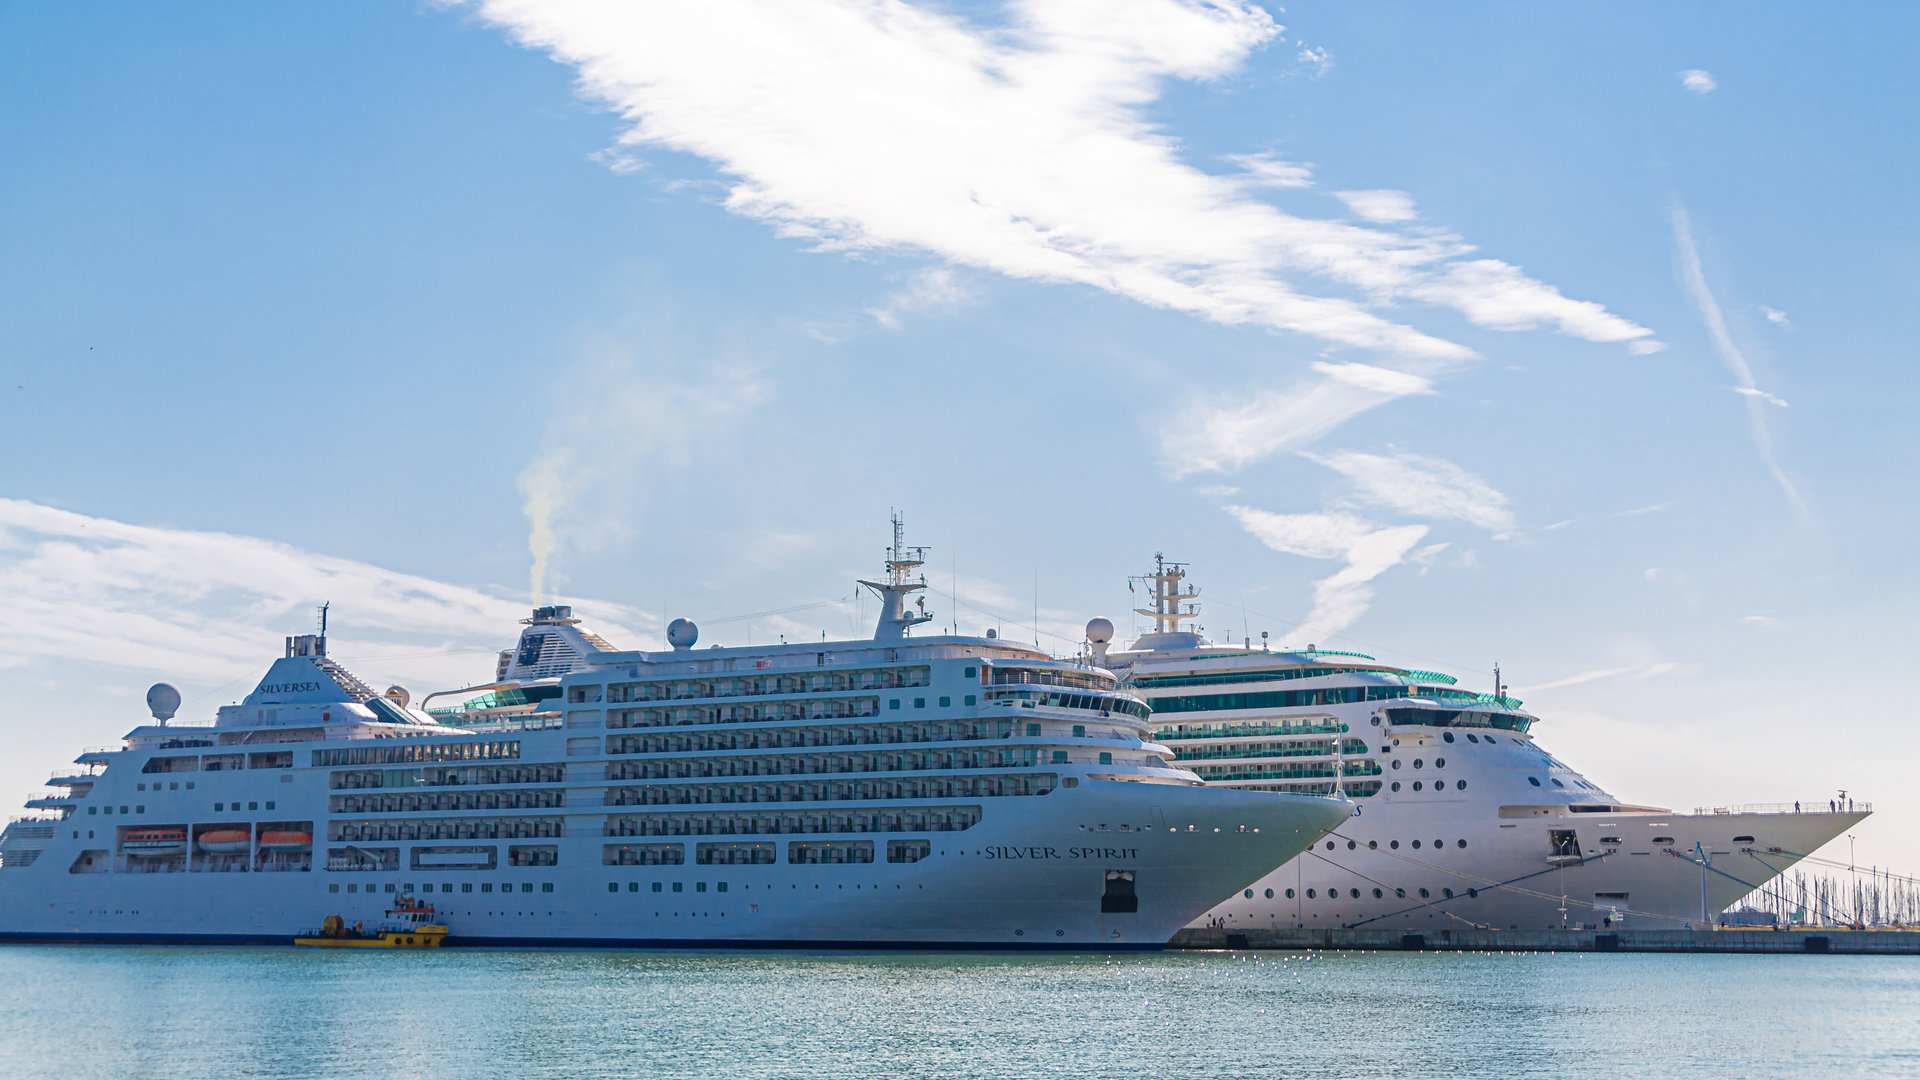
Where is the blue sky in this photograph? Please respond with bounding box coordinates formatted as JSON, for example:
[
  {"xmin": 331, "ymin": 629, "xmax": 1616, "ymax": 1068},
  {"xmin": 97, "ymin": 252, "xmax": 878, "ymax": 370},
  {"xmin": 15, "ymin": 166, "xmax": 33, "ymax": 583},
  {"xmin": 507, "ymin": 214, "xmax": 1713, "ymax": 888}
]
[{"xmin": 2, "ymin": 3, "xmax": 1915, "ymax": 874}]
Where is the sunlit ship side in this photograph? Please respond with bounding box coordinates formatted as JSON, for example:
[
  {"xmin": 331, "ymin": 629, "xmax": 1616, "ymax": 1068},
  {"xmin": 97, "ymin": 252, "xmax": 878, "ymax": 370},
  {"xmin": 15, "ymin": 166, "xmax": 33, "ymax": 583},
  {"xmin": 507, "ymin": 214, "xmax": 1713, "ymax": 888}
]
[{"xmin": 0, "ymin": 527, "xmax": 1349, "ymax": 949}]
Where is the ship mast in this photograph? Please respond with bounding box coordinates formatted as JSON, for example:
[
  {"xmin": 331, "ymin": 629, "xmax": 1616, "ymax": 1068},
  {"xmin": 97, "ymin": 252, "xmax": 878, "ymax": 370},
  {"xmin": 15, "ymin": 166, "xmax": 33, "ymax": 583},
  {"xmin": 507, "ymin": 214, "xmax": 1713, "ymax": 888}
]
[
  {"xmin": 858, "ymin": 513, "xmax": 933, "ymax": 640},
  {"xmin": 1131, "ymin": 554, "xmax": 1200, "ymax": 634}
]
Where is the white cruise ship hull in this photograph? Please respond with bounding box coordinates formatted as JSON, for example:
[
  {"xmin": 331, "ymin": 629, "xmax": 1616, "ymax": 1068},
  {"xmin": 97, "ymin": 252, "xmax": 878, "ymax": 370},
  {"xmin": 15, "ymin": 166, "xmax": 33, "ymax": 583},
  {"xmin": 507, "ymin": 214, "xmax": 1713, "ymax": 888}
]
[{"xmin": 0, "ymin": 772, "xmax": 1346, "ymax": 949}]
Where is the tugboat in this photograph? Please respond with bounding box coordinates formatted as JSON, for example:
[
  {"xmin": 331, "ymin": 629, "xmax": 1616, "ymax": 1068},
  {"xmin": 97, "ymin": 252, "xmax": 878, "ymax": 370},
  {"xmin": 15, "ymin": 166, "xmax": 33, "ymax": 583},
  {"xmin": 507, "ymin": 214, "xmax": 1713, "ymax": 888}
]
[{"xmin": 294, "ymin": 896, "xmax": 448, "ymax": 949}]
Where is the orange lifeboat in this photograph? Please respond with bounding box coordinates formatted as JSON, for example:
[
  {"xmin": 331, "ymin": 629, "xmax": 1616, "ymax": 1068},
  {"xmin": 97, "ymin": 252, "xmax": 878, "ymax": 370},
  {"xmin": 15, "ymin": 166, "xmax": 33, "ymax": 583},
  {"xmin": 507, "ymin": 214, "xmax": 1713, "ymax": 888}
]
[
  {"xmin": 196, "ymin": 829, "xmax": 251, "ymax": 855},
  {"xmin": 121, "ymin": 827, "xmax": 188, "ymax": 857},
  {"xmin": 258, "ymin": 830, "xmax": 312, "ymax": 851}
]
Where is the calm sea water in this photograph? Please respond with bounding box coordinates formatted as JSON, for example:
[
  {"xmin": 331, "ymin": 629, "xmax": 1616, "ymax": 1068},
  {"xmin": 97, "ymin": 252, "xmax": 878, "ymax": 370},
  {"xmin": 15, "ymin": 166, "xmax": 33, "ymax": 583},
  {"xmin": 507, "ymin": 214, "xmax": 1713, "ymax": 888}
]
[{"xmin": 0, "ymin": 947, "xmax": 1912, "ymax": 1079}]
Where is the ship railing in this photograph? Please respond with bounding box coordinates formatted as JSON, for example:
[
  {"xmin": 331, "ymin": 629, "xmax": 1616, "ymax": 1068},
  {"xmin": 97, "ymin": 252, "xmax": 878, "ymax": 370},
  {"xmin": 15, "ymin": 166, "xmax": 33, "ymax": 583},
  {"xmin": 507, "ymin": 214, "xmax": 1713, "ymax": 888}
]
[{"xmin": 1691, "ymin": 801, "xmax": 1872, "ymax": 816}]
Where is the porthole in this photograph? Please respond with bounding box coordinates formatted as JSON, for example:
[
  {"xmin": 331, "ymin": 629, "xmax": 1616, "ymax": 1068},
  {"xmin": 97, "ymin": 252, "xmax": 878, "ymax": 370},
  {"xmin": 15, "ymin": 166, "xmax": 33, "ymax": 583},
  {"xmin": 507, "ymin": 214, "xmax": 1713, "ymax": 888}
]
[
  {"xmin": 1372, "ymin": 887, "xmax": 1383, "ymax": 898},
  {"xmin": 1412, "ymin": 781, "xmax": 1422, "ymax": 792},
  {"xmin": 1350, "ymin": 888, "xmax": 1360, "ymax": 899},
  {"xmin": 1286, "ymin": 888, "xmax": 1296, "ymax": 899},
  {"xmin": 1434, "ymin": 780, "xmax": 1446, "ymax": 790},
  {"xmin": 1307, "ymin": 888, "xmax": 1317, "ymax": 899},
  {"xmin": 1346, "ymin": 840, "xmax": 1356, "ymax": 850},
  {"xmin": 1457, "ymin": 839, "xmax": 1467, "ymax": 849},
  {"xmin": 1325, "ymin": 841, "xmax": 1335, "ymax": 851},
  {"xmin": 1435, "ymin": 758, "xmax": 1445, "ymax": 769},
  {"xmin": 1392, "ymin": 760, "xmax": 1402, "ymax": 770},
  {"xmin": 1368, "ymin": 840, "xmax": 1378, "ymax": 849},
  {"xmin": 1395, "ymin": 888, "xmax": 1406, "ymax": 899},
  {"xmin": 1434, "ymin": 840, "xmax": 1442, "ymax": 849},
  {"xmin": 1466, "ymin": 733, "xmax": 1480, "ymax": 744},
  {"xmin": 1457, "ymin": 779, "xmax": 1467, "ymax": 791},
  {"xmin": 1412, "ymin": 759, "xmax": 1423, "ymax": 770},
  {"xmin": 1411, "ymin": 839, "xmax": 1421, "ymax": 849},
  {"xmin": 1443, "ymin": 888, "xmax": 1454, "ymax": 899},
  {"xmin": 1391, "ymin": 782, "xmax": 1401, "ymax": 792},
  {"xmin": 1443, "ymin": 731, "xmax": 1455, "ymax": 743},
  {"xmin": 1244, "ymin": 889, "xmax": 1254, "ymax": 899},
  {"xmin": 1468, "ymin": 887, "xmax": 1478, "ymax": 898},
  {"xmin": 1529, "ymin": 777, "xmax": 1542, "ymax": 787},
  {"xmin": 1371, "ymin": 716, "xmax": 1381, "ymax": 726},
  {"xmin": 1265, "ymin": 888, "xmax": 1275, "ymax": 899},
  {"xmin": 1419, "ymin": 888, "xmax": 1431, "ymax": 899},
  {"xmin": 1390, "ymin": 840, "xmax": 1400, "ymax": 849}
]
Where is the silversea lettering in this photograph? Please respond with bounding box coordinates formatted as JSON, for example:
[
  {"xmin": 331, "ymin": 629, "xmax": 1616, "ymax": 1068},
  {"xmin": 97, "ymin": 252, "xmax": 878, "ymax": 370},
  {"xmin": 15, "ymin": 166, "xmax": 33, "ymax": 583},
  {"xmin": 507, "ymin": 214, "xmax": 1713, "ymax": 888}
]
[
  {"xmin": 257, "ymin": 682, "xmax": 322, "ymax": 695},
  {"xmin": 981, "ymin": 846, "xmax": 1140, "ymax": 860}
]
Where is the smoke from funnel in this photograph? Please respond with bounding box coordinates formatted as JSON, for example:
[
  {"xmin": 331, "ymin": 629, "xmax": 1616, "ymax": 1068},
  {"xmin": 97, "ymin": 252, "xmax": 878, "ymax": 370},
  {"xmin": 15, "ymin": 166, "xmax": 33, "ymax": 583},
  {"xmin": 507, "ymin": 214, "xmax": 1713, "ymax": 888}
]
[{"xmin": 519, "ymin": 446, "xmax": 575, "ymax": 604}]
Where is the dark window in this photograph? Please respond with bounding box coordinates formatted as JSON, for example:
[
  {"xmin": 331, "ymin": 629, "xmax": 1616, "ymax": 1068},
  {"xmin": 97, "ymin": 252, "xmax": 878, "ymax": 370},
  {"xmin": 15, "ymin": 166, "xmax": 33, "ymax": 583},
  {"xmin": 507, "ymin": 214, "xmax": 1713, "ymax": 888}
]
[
  {"xmin": 964, "ymin": 695, "xmax": 976, "ymax": 706},
  {"xmin": 1264, "ymin": 888, "xmax": 1274, "ymax": 899},
  {"xmin": 964, "ymin": 667, "xmax": 977, "ymax": 679},
  {"xmin": 1529, "ymin": 777, "xmax": 1542, "ymax": 787},
  {"xmin": 1372, "ymin": 888, "xmax": 1383, "ymax": 898},
  {"xmin": 1306, "ymin": 889, "xmax": 1317, "ymax": 899},
  {"xmin": 939, "ymin": 697, "xmax": 950, "ymax": 707},
  {"xmin": 1101, "ymin": 871, "xmax": 1138, "ymax": 913},
  {"xmin": 542, "ymin": 883, "xmax": 553, "ymax": 893},
  {"xmin": 1285, "ymin": 888, "xmax": 1295, "ymax": 899},
  {"xmin": 652, "ymin": 882, "xmax": 663, "ymax": 892},
  {"xmin": 1443, "ymin": 732, "xmax": 1455, "ymax": 743}
]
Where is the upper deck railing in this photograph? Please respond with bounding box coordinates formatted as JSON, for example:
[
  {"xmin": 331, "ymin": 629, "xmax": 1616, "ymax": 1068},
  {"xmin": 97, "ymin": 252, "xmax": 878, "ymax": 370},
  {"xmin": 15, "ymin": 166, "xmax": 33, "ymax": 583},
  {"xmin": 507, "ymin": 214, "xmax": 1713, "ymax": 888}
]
[{"xmin": 1692, "ymin": 801, "xmax": 1871, "ymax": 816}]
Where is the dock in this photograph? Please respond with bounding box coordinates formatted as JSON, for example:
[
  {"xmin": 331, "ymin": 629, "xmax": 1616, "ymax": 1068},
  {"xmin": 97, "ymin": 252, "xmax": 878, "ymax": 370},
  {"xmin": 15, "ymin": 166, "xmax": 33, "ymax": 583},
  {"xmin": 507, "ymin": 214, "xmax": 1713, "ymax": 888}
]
[{"xmin": 1169, "ymin": 927, "xmax": 1920, "ymax": 954}]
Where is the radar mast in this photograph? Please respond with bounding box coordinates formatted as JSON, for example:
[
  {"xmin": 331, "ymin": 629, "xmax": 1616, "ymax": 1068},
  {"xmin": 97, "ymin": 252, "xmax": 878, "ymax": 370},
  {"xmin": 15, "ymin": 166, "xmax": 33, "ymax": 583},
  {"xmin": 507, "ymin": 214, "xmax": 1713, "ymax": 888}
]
[
  {"xmin": 858, "ymin": 513, "xmax": 933, "ymax": 640},
  {"xmin": 1132, "ymin": 554, "xmax": 1200, "ymax": 634}
]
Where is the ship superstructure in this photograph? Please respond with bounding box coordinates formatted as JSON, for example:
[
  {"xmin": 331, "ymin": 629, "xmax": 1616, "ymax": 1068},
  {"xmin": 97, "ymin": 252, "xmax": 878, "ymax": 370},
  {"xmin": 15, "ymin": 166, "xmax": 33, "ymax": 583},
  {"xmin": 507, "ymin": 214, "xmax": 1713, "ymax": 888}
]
[
  {"xmin": 0, "ymin": 531, "xmax": 1351, "ymax": 948},
  {"xmin": 1094, "ymin": 556, "xmax": 1869, "ymax": 932}
]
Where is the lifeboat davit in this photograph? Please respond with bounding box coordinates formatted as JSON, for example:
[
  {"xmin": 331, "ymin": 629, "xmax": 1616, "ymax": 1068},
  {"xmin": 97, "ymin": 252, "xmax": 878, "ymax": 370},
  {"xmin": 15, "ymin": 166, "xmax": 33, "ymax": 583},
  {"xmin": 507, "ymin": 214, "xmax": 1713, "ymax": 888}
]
[
  {"xmin": 122, "ymin": 828, "xmax": 188, "ymax": 857},
  {"xmin": 196, "ymin": 829, "xmax": 251, "ymax": 855},
  {"xmin": 258, "ymin": 830, "xmax": 313, "ymax": 851}
]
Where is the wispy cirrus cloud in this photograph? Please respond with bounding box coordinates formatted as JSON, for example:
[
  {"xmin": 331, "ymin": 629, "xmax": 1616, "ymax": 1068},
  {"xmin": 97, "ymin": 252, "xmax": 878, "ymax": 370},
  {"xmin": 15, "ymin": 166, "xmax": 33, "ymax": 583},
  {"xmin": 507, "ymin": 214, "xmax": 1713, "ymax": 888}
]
[
  {"xmin": 467, "ymin": 0, "xmax": 1653, "ymax": 363},
  {"xmin": 1226, "ymin": 506, "xmax": 1427, "ymax": 642},
  {"xmin": 865, "ymin": 266, "xmax": 975, "ymax": 330},
  {"xmin": 1302, "ymin": 449, "xmax": 1515, "ymax": 532},
  {"xmin": 1670, "ymin": 204, "xmax": 1808, "ymax": 520},
  {"xmin": 1335, "ymin": 189, "xmax": 1417, "ymax": 224},
  {"xmin": 0, "ymin": 498, "xmax": 654, "ymax": 689},
  {"xmin": 1163, "ymin": 361, "xmax": 1435, "ymax": 476},
  {"xmin": 1514, "ymin": 660, "xmax": 1678, "ymax": 693}
]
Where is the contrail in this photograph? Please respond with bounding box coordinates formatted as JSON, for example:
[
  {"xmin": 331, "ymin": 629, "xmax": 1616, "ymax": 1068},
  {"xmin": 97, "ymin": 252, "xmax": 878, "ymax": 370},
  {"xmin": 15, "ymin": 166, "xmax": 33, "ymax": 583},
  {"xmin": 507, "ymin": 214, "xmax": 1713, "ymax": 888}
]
[{"xmin": 1670, "ymin": 205, "xmax": 1809, "ymax": 521}]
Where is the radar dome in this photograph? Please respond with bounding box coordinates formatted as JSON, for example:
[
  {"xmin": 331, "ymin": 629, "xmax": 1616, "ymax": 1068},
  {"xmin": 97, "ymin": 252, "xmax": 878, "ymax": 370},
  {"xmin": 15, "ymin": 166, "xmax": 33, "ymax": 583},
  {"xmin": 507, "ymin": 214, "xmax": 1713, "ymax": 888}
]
[
  {"xmin": 146, "ymin": 682, "xmax": 182, "ymax": 723},
  {"xmin": 384, "ymin": 685, "xmax": 410, "ymax": 708},
  {"xmin": 667, "ymin": 618, "xmax": 699, "ymax": 650},
  {"xmin": 1085, "ymin": 617, "xmax": 1114, "ymax": 645}
]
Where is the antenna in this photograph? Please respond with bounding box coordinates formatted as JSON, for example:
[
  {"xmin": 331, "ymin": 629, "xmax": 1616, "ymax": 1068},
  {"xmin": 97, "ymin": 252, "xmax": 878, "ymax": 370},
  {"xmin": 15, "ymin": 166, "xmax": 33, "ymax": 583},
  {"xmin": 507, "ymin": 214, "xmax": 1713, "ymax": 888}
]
[
  {"xmin": 318, "ymin": 602, "xmax": 330, "ymax": 638},
  {"xmin": 857, "ymin": 511, "xmax": 933, "ymax": 640},
  {"xmin": 1130, "ymin": 553, "xmax": 1201, "ymax": 635},
  {"xmin": 1493, "ymin": 662, "xmax": 1503, "ymax": 702}
]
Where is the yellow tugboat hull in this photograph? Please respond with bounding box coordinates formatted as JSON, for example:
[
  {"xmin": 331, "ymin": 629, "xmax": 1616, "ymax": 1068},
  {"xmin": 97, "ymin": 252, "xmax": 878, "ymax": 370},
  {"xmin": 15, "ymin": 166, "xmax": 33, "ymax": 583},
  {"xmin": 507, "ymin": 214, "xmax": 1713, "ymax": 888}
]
[{"xmin": 294, "ymin": 927, "xmax": 449, "ymax": 949}]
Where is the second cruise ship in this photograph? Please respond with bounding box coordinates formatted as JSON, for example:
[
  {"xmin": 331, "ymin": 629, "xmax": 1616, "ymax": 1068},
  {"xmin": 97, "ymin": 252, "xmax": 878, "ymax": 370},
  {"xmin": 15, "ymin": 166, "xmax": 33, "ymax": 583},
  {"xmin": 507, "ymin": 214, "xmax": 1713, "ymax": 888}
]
[{"xmin": 1095, "ymin": 556, "xmax": 1867, "ymax": 933}]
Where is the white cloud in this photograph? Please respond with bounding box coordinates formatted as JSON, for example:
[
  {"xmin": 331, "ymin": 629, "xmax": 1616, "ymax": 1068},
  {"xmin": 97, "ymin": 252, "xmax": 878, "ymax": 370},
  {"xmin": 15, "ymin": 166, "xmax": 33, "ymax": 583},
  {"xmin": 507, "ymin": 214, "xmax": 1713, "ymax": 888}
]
[
  {"xmin": 1302, "ymin": 449, "xmax": 1514, "ymax": 531},
  {"xmin": 1196, "ymin": 484, "xmax": 1240, "ymax": 497},
  {"xmin": 467, "ymin": 0, "xmax": 1652, "ymax": 359},
  {"xmin": 1335, "ymin": 189, "xmax": 1417, "ymax": 224},
  {"xmin": 866, "ymin": 266, "xmax": 974, "ymax": 329},
  {"xmin": 1515, "ymin": 661, "xmax": 1678, "ymax": 693},
  {"xmin": 1761, "ymin": 305, "xmax": 1793, "ymax": 330},
  {"xmin": 1295, "ymin": 44, "xmax": 1334, "ymax": 77},
  {"xmin": 1733, "ymin": 385, "xmax": 1789, "ymax": 408},
  {"xmin": 1162, "ymin": 362, "xmax": 1434, "ymax": 476},
  {"xmin": 1742, "ymin": 614, "xmax": 1781, "ymax": 627},
  {"xmin": 0, "ymin": 498, "xmax": 654, "ymax": 688},
  {"xmin": 1226, "ymin": 506, "xmax": 1427, "ymax": 642},
  {"xmin": 1643, "ymin": 568, "xmax": 1660, "ymax": 581},
  {"xmin": 1229, "ymin": 152, "xmax": 1314, "ymax": 189},
  {"xmin": 1671, "ymin": 205, "xmax": 1808, "ymax": 519},
  {"xmin": 1680, "ymin": 69, "xmax": 1717, "ymax": 94}
]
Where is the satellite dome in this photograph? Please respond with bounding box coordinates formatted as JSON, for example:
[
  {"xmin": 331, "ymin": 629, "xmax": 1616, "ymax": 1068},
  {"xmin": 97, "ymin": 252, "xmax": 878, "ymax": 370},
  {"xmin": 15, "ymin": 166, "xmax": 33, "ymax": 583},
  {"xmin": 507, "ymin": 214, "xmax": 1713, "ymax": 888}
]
[
  {"xmin": 384, "ymin": 685, "xmax": 410, "ymax": 708},
  {"xmin": 1085, "ymin": 617, "xmax": 1115, "ymax": 645},
  {"xmin": 146, "ymin": 683, "xmax": 182, "ymax": 723},
  {"xmin": 667, "ymin": 618, "xmax": 699, "ymax": 650}
]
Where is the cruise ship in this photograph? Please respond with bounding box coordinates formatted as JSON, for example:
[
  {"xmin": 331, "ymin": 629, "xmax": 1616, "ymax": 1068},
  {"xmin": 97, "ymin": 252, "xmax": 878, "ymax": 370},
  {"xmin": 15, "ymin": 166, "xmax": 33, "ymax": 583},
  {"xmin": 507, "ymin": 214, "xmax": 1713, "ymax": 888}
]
[
  {"xmin": 1093, "ymin": 556, "xmax": 1868, "ymax": 932},
  {"xmin": 0, "ymin": 532, "xmax": 1349, "ymax": 948}
]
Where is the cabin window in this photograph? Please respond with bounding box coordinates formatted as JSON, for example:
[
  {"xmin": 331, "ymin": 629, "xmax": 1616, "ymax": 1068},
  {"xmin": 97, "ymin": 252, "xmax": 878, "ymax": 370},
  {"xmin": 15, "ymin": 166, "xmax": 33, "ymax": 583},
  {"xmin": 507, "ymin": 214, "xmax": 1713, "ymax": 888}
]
[
  {"xmin": 1026, "ymin": 724, "xmax": 1041, "ymax": 737},
  {"xmin": 939, "ymin": 697, "xmax": 950, "ymax": 708},
  {"xmin": 914, "ymin": 698, "xmax": 926, "ymax": 709},
  {"xmin": 889, "ymin": 700, "xmax": 900, "ymax": 710},
  {"xmin": 1051, "ymin": 751, "xmax": 1068, "ymax": 764},
  {"xmin": 964, "ymin": 667, "xmax": 977, "ymax": 678},
  {"xmin": 1265, "ymin": 888, "xmax": 1274, "ymax": 899},
  {"xmin": 329, "ymin": 884, "xmax": 340, "ymax": 893},
  {"xmin": 964, "ymin": 695, "xmax": 976, "ymax": 706},
  {"xmin": 1286, "ymin": 888, "xmax": 1295, "ymax": 898},
  {"xmin": 628, "ymin": 882, "xmax": 639, "ymax": 892},
  {"xmin": 462, "ymin": 883, "xmax": 473, "ymax": 892},
  {"xmin": 652, "ymin": 882, "xmax": 663, "ymax": 893},
  {"xmin": 672, "ymin": 882, "xmax": 683, "ymax": 893},
  {"xmin": 1098, "ymin": 753, "xmax": 1112, "ymax": 765}
]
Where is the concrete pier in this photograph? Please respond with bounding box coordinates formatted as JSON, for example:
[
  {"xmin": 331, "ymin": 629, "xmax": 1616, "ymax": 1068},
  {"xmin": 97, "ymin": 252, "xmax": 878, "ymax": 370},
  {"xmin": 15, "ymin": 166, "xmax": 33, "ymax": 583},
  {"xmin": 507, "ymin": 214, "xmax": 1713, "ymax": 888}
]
[{"xmin": 1169, "ymin": 926, "xmax": 1920, "ymax": 954}]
